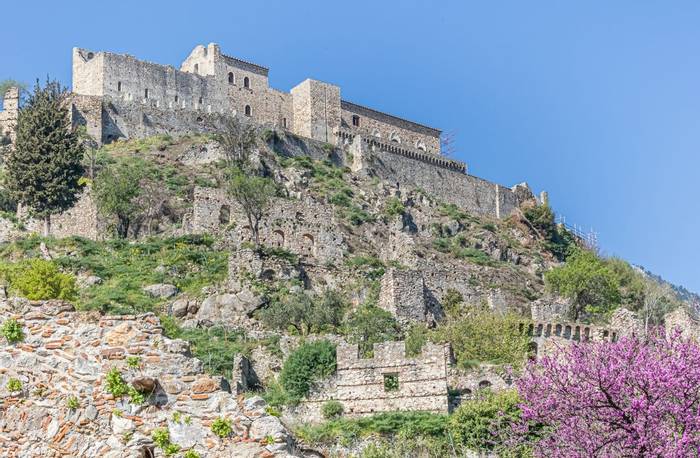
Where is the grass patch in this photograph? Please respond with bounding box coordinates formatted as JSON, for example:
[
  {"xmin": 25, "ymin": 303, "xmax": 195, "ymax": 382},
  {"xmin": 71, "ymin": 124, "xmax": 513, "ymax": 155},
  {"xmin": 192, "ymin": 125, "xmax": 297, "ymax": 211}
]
[{"xmin": 0, "ymin": 235, "xmax": 227, "ymax": 314}]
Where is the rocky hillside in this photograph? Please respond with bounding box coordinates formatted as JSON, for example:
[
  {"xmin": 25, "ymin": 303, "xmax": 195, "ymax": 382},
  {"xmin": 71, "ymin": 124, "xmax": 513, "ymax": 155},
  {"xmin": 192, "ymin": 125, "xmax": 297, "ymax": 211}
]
[{"xmin": 1, "ymin": 128, "xmax": 695, "ymax": 457}]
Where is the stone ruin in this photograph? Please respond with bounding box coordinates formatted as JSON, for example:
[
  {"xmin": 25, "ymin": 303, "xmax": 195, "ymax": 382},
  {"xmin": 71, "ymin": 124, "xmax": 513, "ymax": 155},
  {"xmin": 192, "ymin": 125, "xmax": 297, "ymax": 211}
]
[
  {"xmin": 0, "ymin": 299, "xmax": 301, "ymax": 457},
  {"xmin": 0, "ymin": 86, "xmax": 19, "ymax": 146}
]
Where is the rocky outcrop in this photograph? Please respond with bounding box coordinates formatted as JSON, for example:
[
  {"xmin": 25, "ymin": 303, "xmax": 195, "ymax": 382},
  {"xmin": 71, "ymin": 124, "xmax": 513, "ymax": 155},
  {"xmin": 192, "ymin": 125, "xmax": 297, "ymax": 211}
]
[{"xmin": 0, "ymin": 299, "xmax": 302, "ymax": 457}]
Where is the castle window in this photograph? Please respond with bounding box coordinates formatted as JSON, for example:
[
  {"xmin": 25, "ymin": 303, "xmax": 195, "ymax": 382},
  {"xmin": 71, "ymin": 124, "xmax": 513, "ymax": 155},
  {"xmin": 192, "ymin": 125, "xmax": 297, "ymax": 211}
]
[
  {"xmin": 282, "ymin": 117, "xmax": 287, "ymax": 128},
  {"xmin": 174, "ymin": 95, "xmax": 178, "ymax": 103},
  {"xmin": 87, "ymin": 52, "xmax": 94, "ymax": 59},
  {"xmin": 245, "ymin": 105, "xmax": 252, "ymax": 117},
  {"xmin": 198, "ymin": 97, "xmax": 203, "ymax": 105},
  {"xmin": 117, "ymin": 82, "xmax": 122, "ymax": 92},
  {"xmin": 243, "ymin": 77, "xmax": 250, "ymax": 89},
  {"xmin": 384, "ymin": 373, "xmax": 399, "ymax": 392},
  {"xmin": 228, "ymin": 72, "xmax": 234, "ymax": 84},
  {"xmin": 144, "ymin": 89, "xmax": 149, "ymax": 99},
  {"xmin": 352, "ymin": 115, "xmax": 360, "ymax": 127},
  {"xmin": 194, "ymin": 63, "xmax": 199, "ymax": 74}
]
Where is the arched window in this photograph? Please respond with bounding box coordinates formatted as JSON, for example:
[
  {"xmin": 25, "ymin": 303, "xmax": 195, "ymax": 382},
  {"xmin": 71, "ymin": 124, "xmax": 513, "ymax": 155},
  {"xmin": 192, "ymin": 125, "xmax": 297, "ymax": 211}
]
[
  {"xmin": 117, "ymin": 82, "xmax": 122, "ymax": 92},
  {"xmin": 282, "ymin": 117, "xmax": 287, "ymax": 128},
  {"xmin": 478, "ymin": 380, "xmax": 492, "ymax": 390},
  {"xmin": 352, "ymin": 115, "xmax": 360, "ymax": 127},
  {"xmin": 194, "ymin": 63, "xmax": 199, "ymax": 74},
  {"xmin": 243, "ymin": 76, "xmax": 250, "ymax": 88},
  {"xmin": 244, "ymin": 105, "xmax": 251, "ymax": 116},
  {"xmin": 174, "ymin": 95, "xmax": 178, "ymax": 103},
  {"xmin": 228, "ymin": 72, "xmax": 234, "ymax": 84},
  {"xmin": 198, "ymin": 97, "xmax": 203, "ymax": 105},
  {"xmin": 144, "ymin": 88, "xmax": 149, "ymax": 99}
]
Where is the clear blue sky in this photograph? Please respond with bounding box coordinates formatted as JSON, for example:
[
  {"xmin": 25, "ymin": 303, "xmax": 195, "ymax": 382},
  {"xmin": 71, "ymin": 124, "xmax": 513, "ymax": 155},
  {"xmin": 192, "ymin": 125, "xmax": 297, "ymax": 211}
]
[{"xmin": 2, "ymin": 1, "xmax": 699, "ymax": 292}]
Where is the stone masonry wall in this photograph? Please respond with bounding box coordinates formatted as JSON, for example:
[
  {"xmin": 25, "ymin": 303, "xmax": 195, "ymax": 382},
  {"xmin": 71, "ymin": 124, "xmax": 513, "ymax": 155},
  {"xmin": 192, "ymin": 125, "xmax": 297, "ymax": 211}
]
[
  {"xmin": 333, "ymin": 341, "xmax": 449, "ymax": 416},
  {"xmin": 71, "ymin": 43, "xmax": 440, "ymax": 153},
  {"xmin": 190, "ymin": 187, "xmax": 346, "ymax": 264},
  {"xmin": 353, "ymin": 136, "xmax": 522, "ymax": 219},
  {"xmin": 378, "ymin": 269, "xmax": 428, "ymax": 326},
  {"xmin": 0, "ymin": 87, "xmax": 19, "ymax": 146},
  {"xmin": 18, "ymin": 191, "xmax": 101, "ymax": 240},
  {"xmin": 0, "ymin": 299, "xmax": 300, "ymax": 457},
  {"xmin": 341, "ymin": 101, "xmax": 440, "ymax": 154}
]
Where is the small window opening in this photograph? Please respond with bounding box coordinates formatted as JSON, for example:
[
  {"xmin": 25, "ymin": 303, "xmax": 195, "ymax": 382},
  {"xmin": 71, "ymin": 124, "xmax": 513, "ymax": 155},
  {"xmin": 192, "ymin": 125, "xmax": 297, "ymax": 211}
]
[
  {"xmin": 117, "ymin": 82, "xmax": 122, "ymax": 92},
  {"xmin": 174, "ymin": 95, "xmax": 178, "ymax": 102},
  {"xmin": 383, "ymin": 373, "xmax": 399, "ymax": 392},
  {"xmin": 352, "ymin": 115, "xmax": 360, "ymax": 127},
  {"xmin": 194, "ymin": 63, "xmax": 199, "ymax": 74},
  {"xmin": 282, "ymin": 117, "xmax": 287, "ymax": 128},
  {"xmin": 198, "ymin": 97, "xmax": 203, "ymax": 104},
  {"xmin": 243, "ymin": 76, "xmax": 250, "ymax": 88},
  {"xmin": 228, "ymin": 72, "xmax": 234, "ymax": 84},
  {"xmin": 219, "ymin": 205, "xmax": 230, "ymax": 225},
  {"xmin": 144, "ymin": 89, "xmax": 149, "ymax": 99},
  {"xmin": 478, "ymin": 380, "xmax": 492, "ymax": 390},
  {"xmin": 244, "ymin": 105, "xmax": 251, "ymax": 117}
]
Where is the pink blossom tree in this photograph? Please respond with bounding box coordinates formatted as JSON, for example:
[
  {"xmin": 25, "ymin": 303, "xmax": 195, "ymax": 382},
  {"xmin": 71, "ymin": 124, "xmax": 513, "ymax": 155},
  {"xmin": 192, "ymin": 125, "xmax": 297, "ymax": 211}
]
[{"xmin": 516, "ymin": 331, "xmax": 700, "ymax": 457}]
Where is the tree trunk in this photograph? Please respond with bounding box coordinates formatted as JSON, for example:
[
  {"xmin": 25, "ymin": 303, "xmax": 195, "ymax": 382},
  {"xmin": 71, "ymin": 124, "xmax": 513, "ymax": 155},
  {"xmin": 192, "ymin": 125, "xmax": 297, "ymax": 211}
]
[{"xmin": 43, "ymin": 214, "xmax": 51, "ymax": 237}]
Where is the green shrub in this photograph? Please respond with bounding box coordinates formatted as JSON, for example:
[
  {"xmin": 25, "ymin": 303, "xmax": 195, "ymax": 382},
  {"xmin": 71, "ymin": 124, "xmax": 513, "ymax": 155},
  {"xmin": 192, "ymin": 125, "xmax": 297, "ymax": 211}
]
[
  {"xmin": 163, "ymin": 443, "xmax": 180, "ymax": 457},
  {"xmin": 1, "ymin": 318, "xmax": 24, "ymax": 343},
  {"xmin": 295, "ymin": 411, "xmax": 449, "ymax": 446},
  {"xmin": 126, "ymin": 356, "xmax": 141, "ymax": 369},
  {"xmin": 259, "ymin": 290, "xmax": 347, "ymax": 335},
  {"xmin": 211, "ymin": 417, "xmax": 233, "ymax": 438},
  {"xmin": 280, "ymin": 340, "xmax": 337, "ymax": 402},
  {"xmin": 384, "ymin": 197, "xmax": 406, "ymax": 218},
  {"xmin": 104, "ymin": 368, "xmax": 129, "ymax": 398},
  {"xmin": 404, "ymin": 324, "xmax": 428, "ymax": 357},
  {"xmin": 321, "ymin": 400, "xmax": 344, "ymax": 419},
  {"xmin": 261, "ymin": 379, "xmax": 294, "ymax": 408},
  {"xmin": 1, "ymin": 259, "xmax": 77, "ymax": 301},
  {"xmin": 151, "ymin": 428, "xmax": 169, "ymax": 447},
  {"xmin": 183, "ymin": 450, "xmax": 201, "ymax": 458},
  {"xmin": 442, "ymin": 289, "xmax": 464, "ymax": 316},
  {"xmin": 6, "ymin": 378, "xmax": 22, "ymax": 392},
  {"xmin": 448, "ymin": 390, "xmax": 523, "ymax": 452},
  {"xmin": 545, "ymin": 248, "xmax": 621, "ymax": 320},
  {"xmin": 434, "ymin": 306, "xmax": 530, "ymax": 369},
  {"xmin": 66, "ymin": 395, "xmax": 80, "ymax": 410},
  {"xmin": 344, "ymin": 305, "xmax": 399, "ymax": 357}
]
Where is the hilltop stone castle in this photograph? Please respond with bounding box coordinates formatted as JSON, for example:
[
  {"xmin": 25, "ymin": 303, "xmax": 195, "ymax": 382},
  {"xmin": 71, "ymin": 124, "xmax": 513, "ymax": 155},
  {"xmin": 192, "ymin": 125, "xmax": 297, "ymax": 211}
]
[
  {"xmin": 71, "ymin": 43, "xmax": 443, "ymax": 157},
  {"xmin": 0, "ymin": 42, "xmax": 543, "ymax": 236}
]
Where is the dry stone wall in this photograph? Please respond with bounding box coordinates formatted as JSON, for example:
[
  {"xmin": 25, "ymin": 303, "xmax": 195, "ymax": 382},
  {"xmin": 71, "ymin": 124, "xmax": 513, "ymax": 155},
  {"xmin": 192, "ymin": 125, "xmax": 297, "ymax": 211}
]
[{"xmin": 0, "ymin": 299, "xmax": 300, "ymax": 457}]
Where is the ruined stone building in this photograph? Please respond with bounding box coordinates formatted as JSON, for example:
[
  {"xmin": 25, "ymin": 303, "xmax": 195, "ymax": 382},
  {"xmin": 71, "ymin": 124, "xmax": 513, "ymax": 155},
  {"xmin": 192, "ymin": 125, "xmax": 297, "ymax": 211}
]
[{"xmin": 0, "ymin": 87, "xmax": 19, "ymax": 145}]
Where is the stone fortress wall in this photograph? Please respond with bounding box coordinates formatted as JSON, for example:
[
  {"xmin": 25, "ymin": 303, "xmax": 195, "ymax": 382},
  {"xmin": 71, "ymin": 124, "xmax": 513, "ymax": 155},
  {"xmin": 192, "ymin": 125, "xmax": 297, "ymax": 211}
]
[
  {"xmin": 65, "ymin": 42, "xmax": 539, "ymax": 221},
  {"xmin": 70, "ymin": 43, "xmax": 440, "ymax": 152}
]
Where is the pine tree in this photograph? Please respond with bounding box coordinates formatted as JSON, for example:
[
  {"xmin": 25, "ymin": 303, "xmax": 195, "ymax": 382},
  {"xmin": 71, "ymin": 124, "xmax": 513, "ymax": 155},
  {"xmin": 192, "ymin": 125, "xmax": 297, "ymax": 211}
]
[{"xmin": 6, "ymin": 80, "xmax": 84, "ymax": 235}]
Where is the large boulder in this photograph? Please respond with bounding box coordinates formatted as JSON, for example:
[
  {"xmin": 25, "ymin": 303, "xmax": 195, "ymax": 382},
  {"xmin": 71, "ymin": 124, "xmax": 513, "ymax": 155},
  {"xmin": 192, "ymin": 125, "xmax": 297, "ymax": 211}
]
[{"xmin": 143, "ymin": 283, "xmax": 178, "ymax": 299}]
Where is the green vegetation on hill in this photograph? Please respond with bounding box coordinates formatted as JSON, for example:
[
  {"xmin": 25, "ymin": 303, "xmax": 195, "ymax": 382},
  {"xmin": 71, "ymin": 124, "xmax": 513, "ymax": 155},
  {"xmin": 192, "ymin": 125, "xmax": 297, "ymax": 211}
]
[
  {"xmin": 0, "ymin": 234, "xmax": 227, "ymax": 314},
  {"xmin": 295, "ymin": 394, "xmax": 533, "ymax": 457}
]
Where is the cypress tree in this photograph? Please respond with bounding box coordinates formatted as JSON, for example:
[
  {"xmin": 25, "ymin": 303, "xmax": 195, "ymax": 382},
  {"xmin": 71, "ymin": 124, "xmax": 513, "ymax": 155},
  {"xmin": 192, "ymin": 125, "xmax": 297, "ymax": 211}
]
[{"xmin": 6, "ymin": 80, "xmax": 84, "ymax": 235}]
